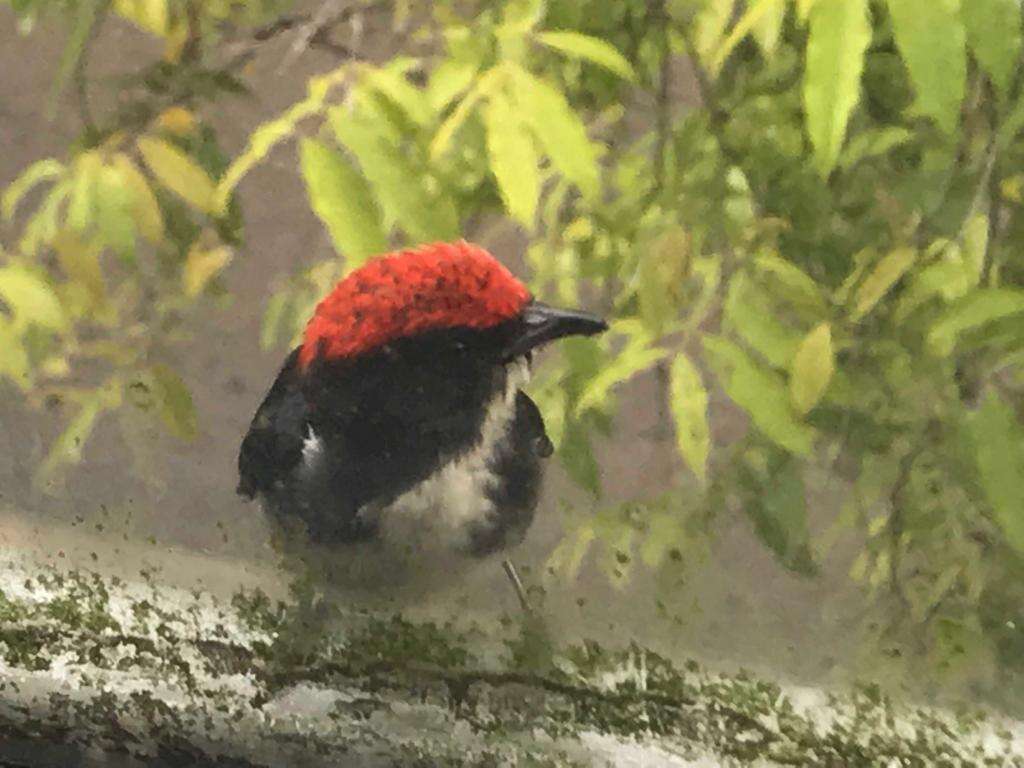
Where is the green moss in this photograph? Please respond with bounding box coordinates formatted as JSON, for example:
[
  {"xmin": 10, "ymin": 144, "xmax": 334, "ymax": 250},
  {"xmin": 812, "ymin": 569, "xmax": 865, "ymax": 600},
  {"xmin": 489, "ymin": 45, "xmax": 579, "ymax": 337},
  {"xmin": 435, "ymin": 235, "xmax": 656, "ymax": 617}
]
[{"xmin": 0, "ymin": 566, "xmax": 1020, "ymax": 765}]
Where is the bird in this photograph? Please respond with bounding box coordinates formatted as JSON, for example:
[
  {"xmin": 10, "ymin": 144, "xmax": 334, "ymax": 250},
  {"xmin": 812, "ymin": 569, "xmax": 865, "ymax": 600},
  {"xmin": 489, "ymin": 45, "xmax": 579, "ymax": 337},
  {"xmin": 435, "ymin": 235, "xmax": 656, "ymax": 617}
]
[{"xmin": 237, "ymin": 240, "xmax": 607, "ymax": 608}]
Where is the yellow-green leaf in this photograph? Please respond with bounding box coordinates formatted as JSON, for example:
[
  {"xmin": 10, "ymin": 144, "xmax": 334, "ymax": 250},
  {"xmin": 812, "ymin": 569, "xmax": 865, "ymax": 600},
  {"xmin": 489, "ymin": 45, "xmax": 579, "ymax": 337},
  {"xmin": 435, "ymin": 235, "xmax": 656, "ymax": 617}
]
[
  {"xmin": 711, "ymin": 0, "xmax": 786, "ymax": 72},
  {"xmin": 545, "ymin": 525, "xmax": 596, "ymax": 583},
  {"xmin": 724, "ymin": 273, "xmax": 802, "ymax": 368},
  {"xmin": 511, "ymin": 66, "xmax": 600, "ymax": 202},
  {"xmin": 851, "ymin": 247, "xmax": 917, "ymax": 321},
  {"xmin": 694, "ymin": 0, "xmax": 735, "ymax": 65},
  {"xmin": 183, "ymin": 244, "xmax": 232, "ymax": 297},
  {"xmin": 703, "ymin": 335, "xmax": 815, "ymax": 455},
  {"xmin": 53, "ymin": 230, "xmax": 106, "ymax": 306},
  {"xmin": 364, "ymin": 63, "xmax": 433, "ymax": 126},
  {"xmin": 797, "ymin": 0, "xmax": 819, "ymax": 21},
  {"xmin": 427, "ymin": 60, "xmax": 478, "ymax": 113},
  {"xmin": 803, "ymin": 0, "xmax": 871, "ymax": 176},
  {"xmin": 0, "ymin": 264, "xmax": 66, "ymax": 331},
  {"xmin": 113, "ymin": 0, "xmax": 168, "ymax": 35},
  {"xmin": 94, "ymin": 165, "xmax": 138, "ymax": 258},
  {"xmin": 330, "ymin": 108, "xmax": 458, "ymax": 243},
  {"xmin": 790, "ymin": 323, "xmax": 835, "ymax": 414},
  {"xmin": 155, "ymin": 105, "xmax": 196, "ymax": 135},
  {"xmin": 961, "ymin": 213, "xmax": 988, "ymax": 285},
  {"xmin": 484, "ymin": 91, "xmax": 540, "ymax": 228},
  {"xmin": 669, "ymin": 353, "xmax": 710, "ymax": 483},
  {"xmin": 535, "ymin": 31, "xmax": 636, "ymax": 81},
  {"xmin": 298, "ymin": 138, "xmax": 388, "ymax": 265},
  {"xmin": 962, "ymin": 0, "xmax": 1021, "ymax": 98},
  {"xmin": 886, "ymin": 0, "xmax": 966, "ymax": 134},
  {"xmin": 751, "ymin": 0, "xmax": 787, "ymax": 57},
  {"xmin": 150, "ymin": 363, "xmax": 197, "ymax": 440},
  {"xmin": 112, "ymin": 153, "xmax": 164, "ymax": 244},
  {"xmin": 215, "ymin": 64, "xmax": 353, "ymax": 213},
  {"xmin": 68, "ymin": 151, "xmax": 102, "ymax": 232},
  {"xmin": 2, "ymin": 158, "xmax": 64, "ymax": 220},
  {"xmin": 0, "ymin": 318, "xmax": 31, "ymax": 390},
  {"xmin": 576, "ymin": 342, "xmax": 669, "ymax": 415},
  {"xmin": 429, "ymin": 67, "xmax": 501, "ymax": 160},
  {"xmin": 137, "ymin": 136, "xmax": 217, "ymax": 213}
]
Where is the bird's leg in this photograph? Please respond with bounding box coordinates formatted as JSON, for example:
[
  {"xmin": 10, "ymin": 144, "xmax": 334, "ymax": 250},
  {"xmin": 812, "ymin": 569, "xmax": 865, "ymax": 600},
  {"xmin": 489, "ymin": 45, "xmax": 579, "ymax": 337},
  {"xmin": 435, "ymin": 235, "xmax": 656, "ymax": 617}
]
[{"xmin": 502, "ymin": 558, "xmax": 532, "ymax": 613}]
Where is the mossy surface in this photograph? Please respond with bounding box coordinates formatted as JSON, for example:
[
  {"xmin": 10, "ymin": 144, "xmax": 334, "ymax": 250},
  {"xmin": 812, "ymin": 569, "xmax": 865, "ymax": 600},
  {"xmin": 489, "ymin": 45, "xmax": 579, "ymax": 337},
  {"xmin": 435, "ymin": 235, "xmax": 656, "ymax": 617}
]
[{"xmin": 0, "ymin": 561, "xmax": 1021, "ymax": 767}]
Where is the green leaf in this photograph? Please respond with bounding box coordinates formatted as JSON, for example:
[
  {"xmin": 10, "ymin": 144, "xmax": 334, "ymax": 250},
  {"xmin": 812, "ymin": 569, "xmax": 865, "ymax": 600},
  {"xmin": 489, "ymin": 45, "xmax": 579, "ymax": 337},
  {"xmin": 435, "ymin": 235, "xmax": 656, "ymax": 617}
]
[
  {"xmin": 928, "ymin": 288, "xmax": 1024, "ymax": 355},
  {"xmin": 0, "ymin": 264, "xmax": 66, "ymax": 331},
  {"xmin": 137, "ymin": 136, "xmax": 218, "ymax": 214},
  {"xmin": 2, "ymin": 158, "xmax": 64, "ymax": 220},
  {"xmin": 298, "ymin": 138, "xmax": 388, "ymax": 265},
  {"xmin": 790, "ymin": 323, "xmax": 835, "ymax": 415},
  {"xmin": 36, "ymin": 393, "xmax": 105, "ymax": 487},
  {"xmin": 183, "ymin": 244, "xmax": 232, "ymax": 298},
  {"xmin": 962, "ymin": 0, "xmax": 1022, "ymax": 97},
  {"xmin": 966, "ymin": 394, "xmax": 1024, "ymax": 553},
  {"xmin": 150, "ymin": 363, "xmax": 197, "ymax": 441},
  {"xmin": 838, "ymin": 126, "xmax": 915, "ymax": 170},
  {"xmin": 803, "ymin": 0, "xmax": 871, "ymax": 176},
  {"xmin": 886, "ymin": 0, "xmax": 967, "ymax": 134},
  {"xmin": 669, "ymin": 353, "xmax": 710, "ymax": 483},
  {"xmin": 724, "ymin": 273, "xmax": 802, "ymax": 368},
  {"xmin": 330, "ymin": 108, "xmax": 458, "ymax": 242},
  {"xmin": 510, "ymin": 66, "xmax": 601, "ymax": 202},
  {"xmin": 850, "ymin": 247, "xmax": 917, "ymax": 321},
  {"xmin": 753, "ymin": 253, "xmax": 828, "ymax": 320},
  {"xmin": 703, "ymin": 335, "xmax": 815, "ymax": 455},
  {"xmin": 742, "ymin": 455, "xmax": 816, "ymax": 575},
  {"xmin": 484, "ymin": 91, "xmax": 540, "ymax": 228},
  {"xmin": 560, "ymin": 417, "xmax": 602, "ymax": 496},
  {"xmin": 260, "ymin": 292, "xmax": 292, "ymax": 351},
  {"xmin": 535, "ymin": 31, "xmax": 636, "ymax": 81}
]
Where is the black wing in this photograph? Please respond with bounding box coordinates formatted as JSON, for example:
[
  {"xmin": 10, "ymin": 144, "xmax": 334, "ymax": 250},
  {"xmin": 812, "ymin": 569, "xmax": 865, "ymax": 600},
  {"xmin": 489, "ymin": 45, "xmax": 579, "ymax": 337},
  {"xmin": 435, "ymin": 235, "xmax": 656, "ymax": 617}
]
[{"xmin": 237, "ymin": 347, "xmax": 308, "ymax": 500}]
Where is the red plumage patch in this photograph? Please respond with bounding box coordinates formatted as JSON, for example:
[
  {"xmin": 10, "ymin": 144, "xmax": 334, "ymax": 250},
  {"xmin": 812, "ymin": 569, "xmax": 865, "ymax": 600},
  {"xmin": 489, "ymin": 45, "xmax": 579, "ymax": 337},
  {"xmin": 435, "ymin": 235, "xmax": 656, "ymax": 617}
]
[{"xmin": 298, "ymin": 241, "xmax": 531, "ymax": 368}]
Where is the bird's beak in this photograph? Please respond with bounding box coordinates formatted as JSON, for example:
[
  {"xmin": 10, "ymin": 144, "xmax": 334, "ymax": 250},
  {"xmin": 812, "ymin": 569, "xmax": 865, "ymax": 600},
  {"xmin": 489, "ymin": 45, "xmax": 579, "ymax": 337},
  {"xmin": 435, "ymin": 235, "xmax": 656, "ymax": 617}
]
[{"xmin": 504, "ymin": 301, "xmax": 608, "ymax": 361}]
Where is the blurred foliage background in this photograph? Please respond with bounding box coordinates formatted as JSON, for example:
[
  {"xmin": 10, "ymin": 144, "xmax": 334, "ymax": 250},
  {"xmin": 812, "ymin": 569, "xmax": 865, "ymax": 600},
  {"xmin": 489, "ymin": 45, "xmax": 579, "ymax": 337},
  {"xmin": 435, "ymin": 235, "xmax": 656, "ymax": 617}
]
[{"xmin": 4, "ymin": 0, "xmax": 1024, "ymax": 712}]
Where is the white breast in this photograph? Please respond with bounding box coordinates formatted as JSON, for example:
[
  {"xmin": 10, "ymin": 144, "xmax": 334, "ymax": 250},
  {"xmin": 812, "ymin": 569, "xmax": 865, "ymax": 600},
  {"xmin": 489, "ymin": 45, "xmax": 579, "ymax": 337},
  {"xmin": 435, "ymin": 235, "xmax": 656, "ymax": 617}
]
[{"xmin": 373, "ymin": 359, "xmax": 531, "ymax": 555}]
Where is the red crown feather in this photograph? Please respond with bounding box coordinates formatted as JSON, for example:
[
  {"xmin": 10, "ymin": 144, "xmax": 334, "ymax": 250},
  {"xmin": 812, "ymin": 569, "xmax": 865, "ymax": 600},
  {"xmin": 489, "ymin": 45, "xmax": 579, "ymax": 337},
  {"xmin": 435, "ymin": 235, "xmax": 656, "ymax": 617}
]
[{"xmin": 298, "ymin": 241, "xmax": 531, "ymax": 368}]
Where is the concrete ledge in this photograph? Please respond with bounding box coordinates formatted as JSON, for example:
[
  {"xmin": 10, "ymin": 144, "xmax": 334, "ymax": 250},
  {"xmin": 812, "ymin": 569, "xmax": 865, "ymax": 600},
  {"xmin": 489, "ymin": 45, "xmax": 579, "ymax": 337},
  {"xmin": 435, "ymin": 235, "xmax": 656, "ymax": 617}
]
[{"xmin": 0, "ymin": 534, "xmax": 1021, "ymax": 766}]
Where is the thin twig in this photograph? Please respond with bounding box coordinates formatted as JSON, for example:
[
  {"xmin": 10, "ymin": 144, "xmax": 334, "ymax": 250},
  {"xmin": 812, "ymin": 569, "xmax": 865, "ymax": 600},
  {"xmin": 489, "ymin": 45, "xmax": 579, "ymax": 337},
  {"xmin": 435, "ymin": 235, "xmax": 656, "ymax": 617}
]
[
  {"xmin": 648, "ymin": 0, "xmax": 672, "ymax": 196},
  {"xmin": 71, "ymin": 0, "xmax": 110, "ymax": 135}
]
